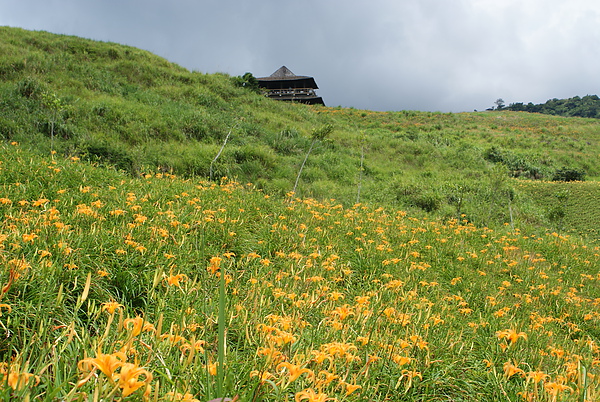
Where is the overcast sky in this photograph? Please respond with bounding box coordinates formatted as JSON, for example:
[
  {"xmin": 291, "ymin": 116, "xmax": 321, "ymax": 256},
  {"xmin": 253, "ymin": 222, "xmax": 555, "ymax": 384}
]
[{"xmin": 2, "ymin": 0, "xmax": 599, "ymax": 112}]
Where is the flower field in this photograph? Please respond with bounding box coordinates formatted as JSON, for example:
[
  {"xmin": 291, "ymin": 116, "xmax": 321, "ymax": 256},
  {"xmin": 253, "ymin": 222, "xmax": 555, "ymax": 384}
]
[{"xmin": 1, "ymin": 143, "xmax": 600, "ymax": 401}]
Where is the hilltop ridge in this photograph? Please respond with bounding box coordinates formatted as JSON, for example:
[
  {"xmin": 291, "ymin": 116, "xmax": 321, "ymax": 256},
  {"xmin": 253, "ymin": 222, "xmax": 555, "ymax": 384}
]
[{"xmin": 2, "ymin": 26, "xmax": 600, "ymax": 236}]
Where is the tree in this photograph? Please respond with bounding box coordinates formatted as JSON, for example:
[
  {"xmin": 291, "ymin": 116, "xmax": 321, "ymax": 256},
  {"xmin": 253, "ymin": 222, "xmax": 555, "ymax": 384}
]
[
  {"xmin": 494, "ymin": 98, "xmax": 505, "ymax": 110},
  {"xmin": 41, "ymin": 91, "xmax": 64, "ymax": 149},
  {"xmin": 233, "ymin": 72, "xmax": 260, "ymax": 93}
]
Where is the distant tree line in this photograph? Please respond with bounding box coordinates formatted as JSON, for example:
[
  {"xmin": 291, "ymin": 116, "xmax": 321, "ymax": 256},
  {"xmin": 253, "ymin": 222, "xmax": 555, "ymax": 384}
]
[{"xmin": 501, "ymin": 95, "xmax": 600, "ymax": 118}]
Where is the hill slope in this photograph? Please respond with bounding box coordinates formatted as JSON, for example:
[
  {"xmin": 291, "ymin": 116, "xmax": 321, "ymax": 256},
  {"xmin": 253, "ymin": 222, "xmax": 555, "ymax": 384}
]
[
  {"xmin": 2, "ymin": 26, "xmax": 600, "ymax": 235},
  {"xmin": 0, "ymin": 143, "xmax": 599, "ymax": 401}
]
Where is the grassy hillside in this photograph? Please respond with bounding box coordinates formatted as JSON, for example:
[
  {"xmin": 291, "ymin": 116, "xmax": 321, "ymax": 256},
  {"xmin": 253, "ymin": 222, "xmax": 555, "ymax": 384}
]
[
  {"xmin": 3, "ymin": 27, "xmax": 600, "ymax": 401},
  {"xmin": 1, "ymin": 143, "xmax": 600, "ymax": 401},
  {"xmin": 2, "ymin": 25, "xmax": 600, "ymax": 236}
]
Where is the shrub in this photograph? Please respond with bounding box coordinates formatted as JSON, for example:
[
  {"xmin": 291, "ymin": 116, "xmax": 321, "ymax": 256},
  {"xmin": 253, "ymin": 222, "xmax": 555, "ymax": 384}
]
[
  {"xmin": 413, "ymin": 191, "xmax": 443, "ymax": 212},
  {"xmin": 85, "ymin": 143, "xmax": 138, "ymax": 174},
  {"xmin": 0, "ymin": 116, "xmax": 21, "ymax": 139},
  {"xmin": 552, "ymin": 167, "xmax": 586, "ymax": 182},
  {"xmin": 16, "ymin": 77, "xmax": 45, "ymax": 99},
  {"xmin": 392, "ymin": 181, "xmax": 443, "ymax": 212}
]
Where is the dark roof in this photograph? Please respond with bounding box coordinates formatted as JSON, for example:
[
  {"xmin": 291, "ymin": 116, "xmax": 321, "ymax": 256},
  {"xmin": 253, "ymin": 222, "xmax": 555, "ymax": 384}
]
[
  {"xmin": 257, "ymin": 66, "xmax": 313, "ymax": 81},
  {"xmin": 269, "ymin": 66, "xmax": 299, "ymax": 79},
  {"xmin": 257, "ymin": 66, "xmax": 318, "ymax": 89}
]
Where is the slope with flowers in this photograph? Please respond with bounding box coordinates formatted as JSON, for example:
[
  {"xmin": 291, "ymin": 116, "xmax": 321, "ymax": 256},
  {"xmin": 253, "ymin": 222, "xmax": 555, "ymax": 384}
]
[
  {"xmin": 3, "ymin": 27, "xmax": 600, "ymax": 236},
  {"xmin": 1, "ymin": 143, "xmax": 600, "ymax": 401}
]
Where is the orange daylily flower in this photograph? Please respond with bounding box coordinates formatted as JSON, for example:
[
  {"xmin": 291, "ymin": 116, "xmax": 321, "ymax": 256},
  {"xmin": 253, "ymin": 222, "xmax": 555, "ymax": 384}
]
[
  {"xmin": 343, "ymin": 382, "xmax": 362, "ymax": 396},
  {"xmin": 0, "ymin": 364, "xmax": 40, "ymax": 391},
  {"xmin": 250, "ymin": 370, "xmax": 275, "ymax": 383},
  {"xmin": 503, "ymin": 361, "xmax": 525, "ymax": 379},
  {"xmin": 496, "ymin": 329, "xmax": 527, "ymax": 345},
  {"xmin": 164, "ymin": 273, "xmax": 188, "ymax": 287},
  {"xmin": 118, "ymin": 362, "xmax": 153, "ymax": 397},
  {"xmin": 165, "ymin": 391, "xmax": 200, "ymax": 402},
  {"xmin": 0, "ymin": 304, "xmax": 11, "ymax": 316},
  {"xmin": 526, "ymin": 371, "xmax": 548, "ymax": 383},
  {"xmin": 123, "ymin": 316, "xmax": 156, "ymax": 337},
  {"xmin": 77, "ymin": 351, "xmax": 126, "ymax": 384},
  {"xmin": 276, "ymin": 362, "xmax": 314, "ymax": 382},
  {"xmin": 295, "ymin": 388, "xmax": 334, "ymax": 402},
  {"xmin": 101, "ymin": 301, "xmax": 123, "ymax": 314}
]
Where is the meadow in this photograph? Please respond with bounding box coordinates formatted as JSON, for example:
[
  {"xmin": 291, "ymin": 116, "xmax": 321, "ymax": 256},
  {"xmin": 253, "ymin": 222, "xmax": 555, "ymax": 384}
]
[
  {"xmin": 3, "ymin": 26, "xmax": 600, "ymax": 401},
  {"xmin": 1, "ymin": 143, "xmax": 600, "ymax": 401},
  {"xmin": 3, "ymin": 26, "xmax": 600, "ymax": 235}
]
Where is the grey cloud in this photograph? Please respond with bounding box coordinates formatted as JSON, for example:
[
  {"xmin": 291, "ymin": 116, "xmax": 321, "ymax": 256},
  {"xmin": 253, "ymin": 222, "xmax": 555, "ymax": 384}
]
[{"xmin": 1, "ymin": 0, "xmax": 600, "ymax": 111}]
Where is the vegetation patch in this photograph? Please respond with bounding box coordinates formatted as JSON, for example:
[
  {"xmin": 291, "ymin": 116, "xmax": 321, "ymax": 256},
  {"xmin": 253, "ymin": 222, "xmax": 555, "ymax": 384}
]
[
  {"xmin": 2, "ymin": 28, "xmax": 600, "ymax": 400},
  {"xmin": 0, "ymin": 143, "xmax": 599, "ymax": 401}
]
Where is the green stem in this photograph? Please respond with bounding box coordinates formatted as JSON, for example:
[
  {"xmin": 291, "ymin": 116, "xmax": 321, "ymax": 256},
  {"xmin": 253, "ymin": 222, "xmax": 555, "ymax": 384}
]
[{"xmin": 217, "ymin": 265, "xmax": 226, "ymax": 396}]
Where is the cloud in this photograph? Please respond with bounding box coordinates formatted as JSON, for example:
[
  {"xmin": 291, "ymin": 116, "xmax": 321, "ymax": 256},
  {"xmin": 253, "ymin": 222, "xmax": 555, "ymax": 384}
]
[{"xmin": 2, "ymin": 0, "xmax": 600, "ymax": 111}]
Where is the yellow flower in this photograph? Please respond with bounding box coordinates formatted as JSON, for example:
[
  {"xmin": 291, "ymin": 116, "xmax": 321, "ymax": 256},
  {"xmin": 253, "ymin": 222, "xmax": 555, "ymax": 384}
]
[
  {"xmin": 0, "ymin": 365, "xmax": 40, "ymax": 391},
  {"xmin": 180, "ymin": 340, "xmax": 207, "ymax": 354},
  {"xmin": 123, "ymin": 316, "xmax": 155, "ymax": 337},
  {"xmin": 250, "ymin": 370, "xmax": 275, "ymax": 383},
  {"xmin": 256, "ymin": 347, "xmax": 284, "ymax": 364},
  {"xmin": 91, "ymin": 199, "xmax": 103, "ymax": 208},
  {"xmin": 544, "ymin": 381, "xmax": 573, "ymax": 397},
  {"xmin": 310, "ymin": 350, "xmax": 333, "ymax": 365},
  {"xmin": 321, "ymin": 342, "xmax": 357, "ymax": 358},
  {"xmin": 102, "ymin": 301, "xmax": 123, "ymax": 314},
  {"xmin": 328, "ymin": 291, "xmax": 344, "ymax": 301},
  {"xmin": 118, "ymin": 362, "xmax": 153, "ymax": 397},
  {"xmin": 78, "ymin": 351, "xmax": 126, "ymax": 384},
  {"xmin": 207, "ymin": 256, "xmax": 222, "ymax": 274},
  {"xmin": 164, "ymin": 273, "xmax": 188, "ymax": 288},
  {"xmin": 343, "ymin": 382, "xmax": 362, "ymax": 396},
  {"xmin": 429, "ymin": 315, "xmax": 444, "ymax": 325},
  {"xmin": 355, "ymin": 336, "xmax": 369, "ymax": 346},
  {"xmin": 392, "ymin": 355, "xmax": 412, "ymax": 366},
  {"xmin": 206, "ymin": 362, "xmax": 218, "ymax": 376},
  {"xmin": 295, "ymin": 388, "xmax": 333, "ymax": 402},
  {"xmin": 503, "ymin": 361, "xmax": 525, "ymax": 379},
  {"xmin": 32, "ymin": 198, "xmax": 49, "ymax": 207},
  {"xmin": 330, "ymin": 304, "xmax": 354, "ymax": 320},
  {"xmin": 276, "ymin": 362, "xmax": 314, "ymax": 382},
  {"xmin": 22, "ymin": 233, "xmax": 38, "ymax": 243},
  {"xmin": 496, "ymin": 329, "xmax": 527, "ymax": 345},
  {"xmin": 315, "ymin": 370, "xmax": 339, "ymax": 386},
  {"xmin": 526, "ymin": 371, "xmax": 548, "ymax": 383},
  {"xmin": 161, "ymin": 334, "xmax": 186, "ymax": 345},
  {"xmin": 165, "ymin": 391, "xmax": 200, "ymax": 402},
  {"xmin": 0, "ymin": 304, "xmax": 11, "ymax": 316}
]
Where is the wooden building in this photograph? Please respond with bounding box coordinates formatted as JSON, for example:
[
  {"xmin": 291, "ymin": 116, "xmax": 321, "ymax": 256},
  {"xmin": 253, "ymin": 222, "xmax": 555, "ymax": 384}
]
[{"xmin": 257, "ymin": 66, "xmax": 324, "ymax": 105}]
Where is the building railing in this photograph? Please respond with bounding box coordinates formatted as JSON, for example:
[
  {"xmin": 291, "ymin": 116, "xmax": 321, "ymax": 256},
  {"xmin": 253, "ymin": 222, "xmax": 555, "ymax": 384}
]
[{"xmin": 264, "ymin": 88, "xmax": 318, "ymax": 97}]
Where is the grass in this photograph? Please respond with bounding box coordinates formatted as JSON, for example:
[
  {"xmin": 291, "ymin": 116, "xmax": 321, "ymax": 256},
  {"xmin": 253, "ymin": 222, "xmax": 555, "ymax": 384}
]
[
  {"xmin": 517, "ymin": 180, "xmax": 600, "ymax": 238},
  {"xmin": 3, "ymin": 27, "xmax": 600, "ymax": 235},
  {"xmin": 2, "ymin": 27, "xmax": 600, "ymax": 400},
  {"xmin": 1, "ymin": 143, "xmax": 600, "ymax": 401}
]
